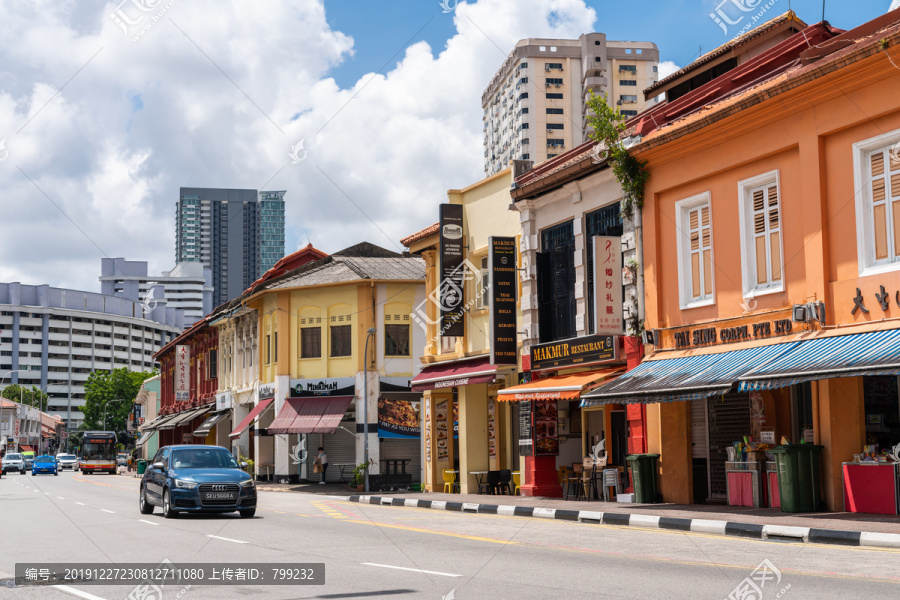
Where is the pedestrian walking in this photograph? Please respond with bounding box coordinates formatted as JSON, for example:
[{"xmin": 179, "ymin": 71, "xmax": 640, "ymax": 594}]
[{"xmin": 314, "ymin": 447, "xmax": 328, "ymax": 484}]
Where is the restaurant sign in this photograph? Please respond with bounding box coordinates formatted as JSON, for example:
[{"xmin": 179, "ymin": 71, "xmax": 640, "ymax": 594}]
[
  {"xmin": 593, "ymin": 236, "xmax": 623, "ymax": 335},
  {"xmin": 439, "ymin": 203, "xmax": 465, "ymax": 337},
  {"xmin": 518, "ymin": 401, "xmax": 533, "ymax": 456},
  {"xmin": 530, "ymin": 335, "xmax": 617, "ymax": 372},
  {"xmin": 489, "ymin": 236, "xmax": 518, "ymax": 365},
  {"xmin": 672, "ymin": 318, "xmax": 793, "ymax": 349},
  {"xmin": 290, "ymin": 377, "xmax": 355, "ymax": 397},
  {"xmin": 377, "ymin": 399, "xmax": 421, "ymax": 439},
  {"xmin": 175, "ymin": 345, "xmax": 190, "ymax": 402}
]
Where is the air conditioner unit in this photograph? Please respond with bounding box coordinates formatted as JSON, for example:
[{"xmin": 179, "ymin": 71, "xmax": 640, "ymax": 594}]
[
  {"xmin": 555, "ymin": 84, "xmax": 561, "ymax": 88},
  {"xmin": 545, "ymin": 67, "xmax": 551, "ymax": 71},
  {"xmin": 617, "ymin": 100, "xmax": 623, "ymax": 105}
]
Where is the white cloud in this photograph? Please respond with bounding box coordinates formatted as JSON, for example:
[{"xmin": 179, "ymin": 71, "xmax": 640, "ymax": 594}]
[
  {"xmin": 658, "ymin": 60, "xmax": 681, "ymax": 80},
  {"xmin": 0, "ymin": 0, "xmax": 602, "ymax": 295}
]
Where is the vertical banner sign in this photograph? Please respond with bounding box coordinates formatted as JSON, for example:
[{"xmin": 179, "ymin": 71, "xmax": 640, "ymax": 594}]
[
  {"xmin": 175, "ymin": 345, "xmax": 190, "ymax": 401},
  {"xmin": 439, "ymin": 203, "xmax": 465, "ymax": 337},
  {"xmin": 593, "ymin": 236, "xmax": 624, "ymax": 335},
  {"xmin": 518, "ymin": 401, "xmax": 533, "ymax": 456},
  {"xmin": 489, "ymin": 236, "xmax": 518, "ymax": 365}
]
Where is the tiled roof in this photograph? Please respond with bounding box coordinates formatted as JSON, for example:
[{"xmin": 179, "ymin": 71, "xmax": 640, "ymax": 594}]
[
  {"xmin": 267, "ymin": 255, "xmax": 425, "ymax": 290},
  {"xmin": 401, "ymin": 223, "xmax": 439, "ymax": 247},
  {"xmin": 645, "ymin": 11, "xmax": 808, "ymax": 96}
]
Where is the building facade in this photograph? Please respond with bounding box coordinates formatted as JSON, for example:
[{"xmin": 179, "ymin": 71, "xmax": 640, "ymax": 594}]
[
  {"xmin": 0, "ymin": 282, "xmax": 182, "ymax": 429},
  {"xmin": 176, "ymin": 187, "xmax": 286, "ymax": 306},
  {"xmin": 586, "ymin": 11, "xmax": 900, "ymax": 512},
  {"xmin": 100, "ymin": 258, "xmax": 213, "ymax": 326},
  {"xmin": 482, "ymin": 34, "xmax": 659, "ymax": 176}
]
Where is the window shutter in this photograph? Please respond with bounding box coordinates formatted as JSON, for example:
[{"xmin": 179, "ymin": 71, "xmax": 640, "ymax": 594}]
[
  {"xmin": 871, "ymin": 151, "xmax": 889, "ymax": 261},
  {"xmin": 536, "ymin": 251, "xmax": 552, "ymax": 343}
]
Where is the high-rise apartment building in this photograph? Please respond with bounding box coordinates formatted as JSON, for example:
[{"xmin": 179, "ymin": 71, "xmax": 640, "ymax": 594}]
[
  {"xmin": 176, "ymin": 188, "xmax": 286, "ymax": 307},
  {"xmin": 99, "ymin": 258, "xmax": 213, "ymax": 326},
  {"xmin": 482, "ymin": 34, "xmax": 659, "ymax": 176}
]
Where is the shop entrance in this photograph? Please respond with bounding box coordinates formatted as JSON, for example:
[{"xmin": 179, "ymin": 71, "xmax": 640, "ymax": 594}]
[
  {"xmin": 706, "ymin": 393, "xmax": 751, "ymax": 500},
  {"xmin": 864, "ymin": 376, "xmax": 900, "ymax": 451}
]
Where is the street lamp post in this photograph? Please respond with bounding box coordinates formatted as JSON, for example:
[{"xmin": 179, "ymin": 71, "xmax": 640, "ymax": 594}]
[{"xmin": 362, "ymin": 327, "xmax": 376, "ymax": 493}]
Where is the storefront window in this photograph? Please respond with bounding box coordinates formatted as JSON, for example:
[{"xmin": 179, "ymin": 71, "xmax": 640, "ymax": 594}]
[{"xmin": 864, "ymin": 376, "xmax": 900, "ymax": 451}]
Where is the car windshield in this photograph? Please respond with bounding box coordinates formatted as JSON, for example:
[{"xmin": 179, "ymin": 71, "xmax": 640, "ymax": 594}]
[
  {"xmin": 35, "ymin": 455, "xmax": 54, "ymax": 461},
  {"xmin": 58, "ymin": 455, "xmax": 75, "ymax": 460},
  {"xmin": 170, "ymin": 449, "xmax": 240, "ymax": 469},
  {"xmin": 5, "ymin": 454, "xmax": 21, "ymax": 460}
]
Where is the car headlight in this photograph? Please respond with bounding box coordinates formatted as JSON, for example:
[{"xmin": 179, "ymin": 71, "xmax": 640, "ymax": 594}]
[
  {"xmin": 174, "ymin": 479, "xmax": 197, "ymax": 489},
  {"xmin": 239, "ymin": 479, "xmax": 255, "ymax": 489}
]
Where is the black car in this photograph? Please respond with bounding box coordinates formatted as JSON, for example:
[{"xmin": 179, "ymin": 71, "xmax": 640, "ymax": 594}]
[{"xmin": 139, "ymin": 445, "xmax": 257, "ymax": 519}]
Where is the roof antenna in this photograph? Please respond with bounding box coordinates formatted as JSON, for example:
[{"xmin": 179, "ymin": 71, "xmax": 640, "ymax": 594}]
[{"xmin": 822, "ymin": 0, "xmax": 825, "ymax": 22}]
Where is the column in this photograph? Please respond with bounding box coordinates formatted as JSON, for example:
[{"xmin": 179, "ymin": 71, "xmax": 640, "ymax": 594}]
[
  {"xmin": 458, "ymin": 384, "xmax": 489, "ymax": 494},
  {"xmin": 815, "ymin": 377, "xmax": 865, "ymax": 512},
  {"xmin": 647, "ymin": 401, "xmax": 692, "ymax": 503}
]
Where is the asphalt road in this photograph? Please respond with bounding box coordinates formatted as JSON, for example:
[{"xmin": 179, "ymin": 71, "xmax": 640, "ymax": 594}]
[{"xmin": 1, "ymin": 470, "xmax": 899, "ymax": 600}]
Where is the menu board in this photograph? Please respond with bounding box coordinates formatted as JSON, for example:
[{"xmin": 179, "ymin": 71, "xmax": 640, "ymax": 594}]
[
  {"xmin": 534, "ymin": 401, "xmax": 559, "ymax": 456},
  {"xmin": 488, "ymin": 398, "xmax": 496, "ymax": 457},
  {"xmin": 424, "ymin": 401, "xmax": 432, "ymax": 464},
  {"xmin": 435, "ymin": 400, "xmax": 450, "ymax": 460},
  {"xmin": 518, "ymin": 401, "xmax": 533, "ymax": 456}
]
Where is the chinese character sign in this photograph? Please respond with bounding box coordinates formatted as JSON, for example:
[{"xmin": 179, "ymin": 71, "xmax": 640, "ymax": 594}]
[
  {"xmin": 593, "ymin": 236, "xmax": 623, "ymax": 335},
  {"xmin": 175, "ymin": 345, "xmax": 190, "ymax": 402}
]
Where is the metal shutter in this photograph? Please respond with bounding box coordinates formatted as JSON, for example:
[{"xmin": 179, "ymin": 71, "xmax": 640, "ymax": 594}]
[
  {"xmin": 706, "ymin": 393, "xmax": 750, "ymax": 499},
  {"xmin": 380, "ymin": 439, "xmax": 422, "ymax": 483},
  {"xmin": 306, "ymin": 432, "xmax": 357, "ymax": 483},
  {"xmin": 691, "ymin": 399, "xmax": 708, "ymax": 459}
]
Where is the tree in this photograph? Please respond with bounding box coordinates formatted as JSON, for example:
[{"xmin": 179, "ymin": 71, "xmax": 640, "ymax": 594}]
[
  {"xmin": 82, "ymin": 368, "xmax": 156, "ymax": 437},
  {"xmin": 0, "ymin": 384, "xmax": 49, "ymax": 410}
]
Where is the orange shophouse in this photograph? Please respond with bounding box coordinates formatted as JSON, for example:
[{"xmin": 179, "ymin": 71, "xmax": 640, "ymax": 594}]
[{"xmin": 584, "ymin": 10, "xmax": 900, "ymax": 513}]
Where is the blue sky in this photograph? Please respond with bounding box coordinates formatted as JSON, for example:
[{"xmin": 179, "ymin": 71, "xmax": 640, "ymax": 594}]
[{"xmin": 324, "ymin": 0, "xmax": 891, "ymax": 88}]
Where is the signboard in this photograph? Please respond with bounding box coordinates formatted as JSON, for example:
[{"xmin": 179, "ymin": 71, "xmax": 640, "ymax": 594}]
[
  {"xmin": 488, "ymin": 398, "xmax": 496, "ymax": 457},
  {"xmin": 489, "ymin": 236, "xmax": 518, "ymax": 365},
  {"xmin": 216, "ymin": 391, "xmax": 232, "ymax": 412},
  {"xmin": 258, "ymin": 383, "xmax": 276, "ymax": 401},
  {"xmin": 377, "ymin": 399, "xmax": 421, "ymax": 439},
  {"xmin": 290, "ymin": 377, "xmax": 355, "ymax": 398},
  {"xmin": 435, "ymin": 400, "xmax": 450, "ymax": 460},
  {"xmin": 518, "ymin": 401, "xmax": 533, "ymax": 456},
  {"xmin": 182, "ymin": 433, "xmax": 193, "ymax": 444},
  {"xmin": 593, "ymin": 236, "xmax": 624, "ymax": 335},
  {"xmin": 533, "ymin": 401, "xmax": 559, "ymax": 456},
  {"xmin": 424, "ymin": 400, "xmax": 432, "ymax": 464},
  {"xmin": 439, "ymin": 203, "xmax": 465, "ymax": 337},
  {"xmin": 530, "ymin": 335, "xmax": 618, "ymax": 372},
  {"xmin": 175, "ymin": 345, "xmax": 190, "ymax": 401}
]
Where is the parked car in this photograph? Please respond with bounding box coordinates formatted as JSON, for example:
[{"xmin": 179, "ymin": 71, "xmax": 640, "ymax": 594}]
[
  {"xmin": 56, "ymin": 454, "xmax": 80, "ymax": 471},
  {"xmin": 31, "ymin": 455, "xmax": 58, "ymax": 476},
  {"xmin": 21, "ymin": 451, "xmax": 35, "ymax": 469},
  {"xmin": 139, "ymin": 445, "xmax": 257, "ymax": 519},
  {"xmin": 117, "ymin": 452, "xmax": 129, "ymax": 466},
  {"xmin": 2, "ymin": 453, "xmax": 26, "ymax": 474}
]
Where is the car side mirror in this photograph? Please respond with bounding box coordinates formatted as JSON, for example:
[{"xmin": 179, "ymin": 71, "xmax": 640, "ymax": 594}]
[
  {"xmin": 152, "ymin": 462, "xmax": 165, "ymax": 470},
  {"xmin": 240, "ymin": 461, "xmax": 248, "ymax": 469}
]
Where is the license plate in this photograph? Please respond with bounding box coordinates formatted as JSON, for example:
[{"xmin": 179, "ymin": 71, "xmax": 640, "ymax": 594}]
[{"xmin": 203, "ymin": 493, "xmax": 235, "ymax": 500}]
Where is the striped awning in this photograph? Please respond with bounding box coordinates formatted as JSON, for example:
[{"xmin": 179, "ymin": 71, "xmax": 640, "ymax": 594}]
[
  {"xmin": 739, "ymin": 329, "xmax": 900, "ymax": 392},
  {"xmin": 581, "ymin": 342, "xmax": 800, "ymax": 407}
]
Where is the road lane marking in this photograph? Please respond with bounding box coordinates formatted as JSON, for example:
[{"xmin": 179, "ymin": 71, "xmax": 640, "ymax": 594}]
[
  {"xmin": 101, "ymin": 509, "xmax": 115, "ymax": 513},
  {"xmin": 362, "ymin": 563, "xmax": 462, "ymax": 577},
  {"xmin": 75, "ymin": 502, "xmax": 84, "ymax": 506},
  {"xmin": 139, "ymin": 519, "xmax": 158, "ymax": 526},
  {"xmin": 206, "ymin": 535, "xmax": 247, "ymax": 544},
  {"xmin": 52, "ymin": 584, "xmax": 108, "ymax": 600},
  {"xmin": 57, "ymin": 497, "xmax": 65, "ymax": 500}
]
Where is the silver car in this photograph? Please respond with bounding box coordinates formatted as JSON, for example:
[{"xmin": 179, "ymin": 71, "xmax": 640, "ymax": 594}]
[
  {"xmin": 56, "ymin": 454, "xmax": 80, "ymax": 471},
  {"xmin": 2, "ymin": 453, "xmax": 26, "ymax": 474}
]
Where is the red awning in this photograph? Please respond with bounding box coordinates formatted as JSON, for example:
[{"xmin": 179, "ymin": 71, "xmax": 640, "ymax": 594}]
[
  {"xmin": 267, "ymin": 397, "xmax": 353, "ymax": 434},
  {"xmin": 411, "ymin": 356, "xmax": 498, "ymax": 392},
  {"xmin": 20, "ymin": 445, "xmax": 34, "ymax": 452},
  {"xmin": 228, "ymin": 398, "xmax": 274, "ymax": 439}
]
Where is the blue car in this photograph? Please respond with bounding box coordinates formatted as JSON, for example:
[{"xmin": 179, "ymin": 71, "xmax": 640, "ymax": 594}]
[
  {"xmin": 31, "ymin": 455, "xmax": 58, "ymax": 476},
  {"xmin": 139, "ymin": 445, "xmax": 257, "ymax": 519}
]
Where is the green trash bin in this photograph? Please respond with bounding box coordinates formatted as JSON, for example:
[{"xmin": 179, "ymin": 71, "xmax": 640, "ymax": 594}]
[
  {"xmin": 626, "ymin": 454, "xmax": 661, "ymax": 503},
  {"xmin": 770, "ymin": 444, "xmax": 824, "ymax": 513},
  {"xmin": 137, "ymin": 460, "xmax": 147, "ymax": 475}
]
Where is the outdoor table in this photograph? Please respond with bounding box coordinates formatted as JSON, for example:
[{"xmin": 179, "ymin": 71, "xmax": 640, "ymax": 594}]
[
  {"xmin": 470, "ymin": 470, "xmax": 488, "ymax": 493},
  {"xmin": 260, "ymin": 463, "xmax": 274, "ymax": 482},
  {"xmin": 334, "ymin": 463, "xmax": 356, "ymax": 483}
]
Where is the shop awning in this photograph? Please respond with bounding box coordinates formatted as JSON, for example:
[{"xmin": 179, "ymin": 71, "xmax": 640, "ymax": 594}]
[
  {"xmin": 497, "ymin": 368, "xmax": 624, "ymax": 401},
  {"xmin": 135, "ymin": 430, "xmax": 157, "ymax": 447},
  {"xmin": 267, "ymin": 396, "xmax": 354, "ymax": 434},
  {"xmin": 160, "ymin": 405, "xmax": 213, "ymax": 430},
  {"xmin": 141, "ymin": 412, "xmax": 180, "ymax": 431},
  {"xmin": 228, "ymin": 398, "xmax": 274, "ymax": 439},
  {"xmin": 582, "ymin": 342, "xmax": 800, "ymax": 407},
  {"xmin": 411, "ymin": 356, "xmax": 498, "ymax": 392},
  {"xmin": 193, "ymin": 411, "xmax": 230, "ymax": 436},
  {"xmin": 20, "ymin": 445, "xmax": 34, "ymax": 452},
  {"xmin": 739, "ymin": 329, "xmax": 900, "ymax": 392}
]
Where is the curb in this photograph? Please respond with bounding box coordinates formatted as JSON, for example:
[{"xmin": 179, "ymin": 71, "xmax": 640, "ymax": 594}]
[{"xmin": 348, "ymin": 495, "xmax": 900, "ymax": 550}]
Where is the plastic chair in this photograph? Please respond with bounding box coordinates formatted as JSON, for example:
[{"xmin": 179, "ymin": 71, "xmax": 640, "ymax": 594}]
[
  {"xmin": 496, "ymin": 470, "xmax": 512, "ymax": 495},
  {"xmin": 558, "ymin": 466, "xmax": 570, "ymax": 497},
  {"xmin": 602, "ymin": 468, "xmax": 621, "ymax": 502},
  {"xmin": 512, "ymin": 472, "xmax": 521, "ymax": 496},
  {"xmin": 480, "ymin": 470, "xmax": 501, "ymax": 495},
  {"xmin": 443, "ymin": 470, "xmax": 460, "ymax": 494}
]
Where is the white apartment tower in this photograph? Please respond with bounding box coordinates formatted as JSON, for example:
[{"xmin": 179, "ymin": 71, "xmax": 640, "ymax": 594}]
[{"xmin": 482, "ymin": 34, "xmax": 659, "ymax": 176}]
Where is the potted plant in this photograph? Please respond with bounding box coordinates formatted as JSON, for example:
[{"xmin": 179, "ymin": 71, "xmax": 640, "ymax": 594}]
[{"xmin": 351, "ymin": 461, "xmax": 370, "ymax": 492}]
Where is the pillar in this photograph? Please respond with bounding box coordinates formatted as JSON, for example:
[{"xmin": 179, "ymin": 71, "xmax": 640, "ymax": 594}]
[
  {"xmin": 458, "ymin": 384, "xmax": 489, "ymax": 494},
  {"xmin": 815, "ymin": 377, "xmax": 865, "ymax": 512},
  {"xmin": 646, "ymin": 401, "xmax": 692, "ymax": 503}
]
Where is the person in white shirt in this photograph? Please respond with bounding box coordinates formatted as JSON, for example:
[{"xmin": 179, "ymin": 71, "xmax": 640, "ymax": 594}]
[{"xmin": 315, "ymin": 447, "xmax": 328, "ymax": 484}]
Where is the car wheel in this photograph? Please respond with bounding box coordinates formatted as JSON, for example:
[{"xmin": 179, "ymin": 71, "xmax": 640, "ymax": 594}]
[
  {"xmin": 139, "ymin": 485, "xmax": 154, "ymax": 515},
  {"xmin": 162, "ymin": 489, "xmax": 177, "ymax": 519},
  {"xmin": 54, "ymin": 471, "xmax": 58, "ymax": 476},
  {"xmin": 239, "ymin": 508, "xmax": 256, "ymax": 518}
]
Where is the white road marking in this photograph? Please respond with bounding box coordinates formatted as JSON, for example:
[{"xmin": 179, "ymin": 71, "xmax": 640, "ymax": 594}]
[
  {"xmin": 362, "ymin": 563, "xmax": 462, "ymax": 577},
  {"xmin": 206, "ymin": 535, "xmax": 248, "ymax": 544},
  {"xmin": 100, "ymin": 509, "xmax": 115, "ymax": 514},
  {"xmin": 75, "ymin": 502, "xmax": 85, "ymax": 506},
  {"xmin": 51, "ymin": 584, "xmax": 108, "ymax": 600},
  {"xmin": 139, "ymin": 519, "xmax": 158, "ymax": 526},
  {"xmin": 57, "ymin": 497, "xmax": 65, "ymax": 500}
]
